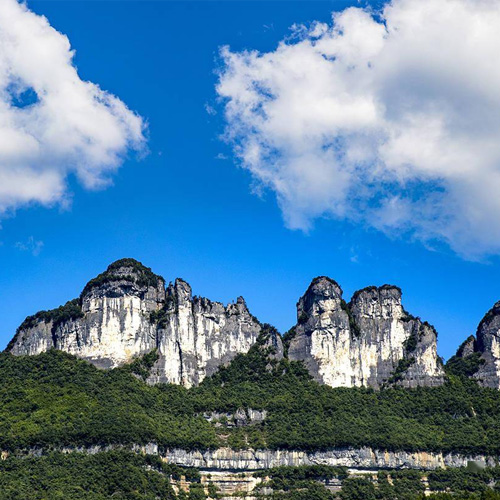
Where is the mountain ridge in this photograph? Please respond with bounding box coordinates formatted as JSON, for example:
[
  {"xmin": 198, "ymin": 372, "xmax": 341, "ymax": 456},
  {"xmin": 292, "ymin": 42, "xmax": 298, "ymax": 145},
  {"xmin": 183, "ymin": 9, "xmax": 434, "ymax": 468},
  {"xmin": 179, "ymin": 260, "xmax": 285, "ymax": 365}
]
[{"xmin": 6, "ymin": 258, "xmax": 500, "ymax": 390}]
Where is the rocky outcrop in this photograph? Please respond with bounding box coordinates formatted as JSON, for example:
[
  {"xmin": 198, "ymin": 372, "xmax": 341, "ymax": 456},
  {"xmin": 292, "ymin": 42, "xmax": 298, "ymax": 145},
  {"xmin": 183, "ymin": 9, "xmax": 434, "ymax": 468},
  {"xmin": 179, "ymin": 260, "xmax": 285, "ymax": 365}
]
[
  {"xmin": 288, "ymin": 277, "xmax": 444, "ymax": 388},
  {"xmin": 161, "ymin": 447, "xmax": 493, "ymax": 471},
  {"xmin": 449, "ymin": 302, "xmax": 500, "ymax": 389},
  {"xmin": 8, "ymin": 444, "xmax": 493, "ymax": 471},
  {"xmin": 474, "ymin": 302, "xmax": 500, "ymax": 388},
  {"xmin": 8, "ymin": 259, "xmax": 262, "ymax": 387},
  {"xmin": 8, "ymin": 259, "xmax": 164, "ymax": 369},
  {"xmin": 7, "ymin": 266, "xmax": 445, "ymax": 390},
  {"xmin": 19, "ymin": 262, "xmax": 500, "ymax": 391},
  {"xmin": 202, "ymin": 409, "xmax": 267, "ymax": 427},
  {"xmin": 445, "ymin": 301, "xmax": 500, "ymax": 388},
  {"xmin": 147, "ymin": 279, "xmax": 263, "ymax": 386}
]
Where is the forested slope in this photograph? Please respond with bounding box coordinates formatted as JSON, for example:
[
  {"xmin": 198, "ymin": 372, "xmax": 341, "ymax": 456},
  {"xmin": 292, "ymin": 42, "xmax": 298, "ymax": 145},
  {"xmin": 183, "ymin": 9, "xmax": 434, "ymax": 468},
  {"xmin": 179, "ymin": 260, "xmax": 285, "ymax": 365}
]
[{"xmin": 1, "ymin": 329, "xmax": 500, "ymax": 456}]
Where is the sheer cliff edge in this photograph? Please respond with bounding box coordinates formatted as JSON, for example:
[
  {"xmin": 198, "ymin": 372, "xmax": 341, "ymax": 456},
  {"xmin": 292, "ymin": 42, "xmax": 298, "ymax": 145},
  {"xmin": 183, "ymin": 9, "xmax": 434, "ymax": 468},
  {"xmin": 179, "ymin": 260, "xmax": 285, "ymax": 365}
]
[{"xmin": 7, "ymin": 258, "xmax": 500, "ymax": 389}]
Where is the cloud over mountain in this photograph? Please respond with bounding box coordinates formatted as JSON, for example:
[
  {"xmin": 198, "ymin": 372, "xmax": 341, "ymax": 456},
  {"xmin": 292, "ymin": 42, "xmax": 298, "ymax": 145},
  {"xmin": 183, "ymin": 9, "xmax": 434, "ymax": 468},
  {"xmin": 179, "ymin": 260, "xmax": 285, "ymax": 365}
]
[
  {"xmin": 217, "ymin": 0, "xmax": 500, "ymax": 258},
  {"xmin": 0, "ymin": 0, "xmax": 145, "ymax": 216}
]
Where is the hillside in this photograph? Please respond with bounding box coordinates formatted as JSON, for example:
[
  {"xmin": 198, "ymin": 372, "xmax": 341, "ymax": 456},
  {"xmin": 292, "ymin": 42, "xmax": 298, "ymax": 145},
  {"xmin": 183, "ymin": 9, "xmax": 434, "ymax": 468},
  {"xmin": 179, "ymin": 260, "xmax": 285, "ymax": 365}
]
[
  {"xmin": 4, "ymin": 259, "xmax": 500, "ymax": 498},
  {"xmin": 2, "ymin": 340, "xmax": 500, "ymax": 498},
  {"xmin": 2, "ymin": 332, "xmax": 500, "ymax": 455}
]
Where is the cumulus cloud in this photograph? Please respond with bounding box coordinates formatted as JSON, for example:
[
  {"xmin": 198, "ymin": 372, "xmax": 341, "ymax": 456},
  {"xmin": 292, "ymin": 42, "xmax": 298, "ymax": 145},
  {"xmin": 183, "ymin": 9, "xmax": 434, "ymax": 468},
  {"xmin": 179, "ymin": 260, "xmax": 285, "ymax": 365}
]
[
  {"xmin": 0, "ymin": 0, "xmax": 145, "ymax": 216},
  {"xmin": 217, "ymin": 0, "xmax": 500, "ymax": 258}
]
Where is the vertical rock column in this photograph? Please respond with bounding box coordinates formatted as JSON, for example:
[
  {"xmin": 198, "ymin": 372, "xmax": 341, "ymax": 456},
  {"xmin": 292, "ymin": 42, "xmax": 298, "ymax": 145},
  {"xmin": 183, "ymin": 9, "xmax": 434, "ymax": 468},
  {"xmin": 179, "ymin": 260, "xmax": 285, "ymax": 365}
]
[
  {"xmin": 474, "ymin": 302, "xmax": 500, "ymax": 388},
  {"xmin": 288, "ymin": 277, "xmax": 355, "ymax": 387},
  {"xmin": 288, "ymin": 277, "xmax": 445, "ymax": 388}
]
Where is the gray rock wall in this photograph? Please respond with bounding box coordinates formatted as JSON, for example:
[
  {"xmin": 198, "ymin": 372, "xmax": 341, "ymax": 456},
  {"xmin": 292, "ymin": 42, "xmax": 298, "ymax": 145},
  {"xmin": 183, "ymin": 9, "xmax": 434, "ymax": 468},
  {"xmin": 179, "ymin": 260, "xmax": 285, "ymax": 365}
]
[
  {"xmin": 147, "ymin": 279, "xmax": 262, "ymax": 387},
  {"xmin": 161, "ymin": 447, "xmax": 495, "ymax": 471},
  {"xmin": 288, "ymin": 277, "xmax": 444, "ymax": 388},
  {"xmin": 9, "ymin": 444, "xmax": 495, "ymax": 471},
  {"xmin": 8, "ymin": 259, "xmax": 262, "ymax": 387}
]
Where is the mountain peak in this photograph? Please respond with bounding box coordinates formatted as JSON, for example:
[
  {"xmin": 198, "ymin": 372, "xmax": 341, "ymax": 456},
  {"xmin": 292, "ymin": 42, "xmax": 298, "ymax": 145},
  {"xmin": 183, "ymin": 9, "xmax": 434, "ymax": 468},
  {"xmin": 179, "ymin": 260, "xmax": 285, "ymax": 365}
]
[
  {"xmin": 289, "ymin": 277, "xmax": 444, "ymax": 389},
  {"xmin": 80, "ymin": 258, "xmax": 164, "ymax": 299}
]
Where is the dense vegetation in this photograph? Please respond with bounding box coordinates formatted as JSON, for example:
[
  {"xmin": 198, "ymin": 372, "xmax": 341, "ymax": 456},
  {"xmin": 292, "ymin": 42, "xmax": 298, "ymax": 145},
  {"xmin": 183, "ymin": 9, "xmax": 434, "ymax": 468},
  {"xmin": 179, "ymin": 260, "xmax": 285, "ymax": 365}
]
[
  {"xmin": 255, "ymin": 464, "xmax": 348, "ymax": 495},
  {"xmin": 2, "ymin": 453, "xmax": 500, "ymax": 499},
  {"xmin": 0, "ymin": 450, "xmax": 203, "ymax": 500},
  {"xmin": 1, "ymin": 333, "xmax": 500, "ymax": 456},
  {"xmin": 262, "ymin": 466, "xmax": 500, "ymax": 500},
  {"xmin": 3, "ymin": 333, "xmax": 500, "ymax": 498},
  {"xmin": 0, "ymin": 350, "xmax": 219, "ymax": 451},
  {"xmin": 446, "ymin": 337, "xmax": 485, "ymax": 378},
  {"xmin": 80, "ymin": 258, "xmax": 162, "ymax": 298}
]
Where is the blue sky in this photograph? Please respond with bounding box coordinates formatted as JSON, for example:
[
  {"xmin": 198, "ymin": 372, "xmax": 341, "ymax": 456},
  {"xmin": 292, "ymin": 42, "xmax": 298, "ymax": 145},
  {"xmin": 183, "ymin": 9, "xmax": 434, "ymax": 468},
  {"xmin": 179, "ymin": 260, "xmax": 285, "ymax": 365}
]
[{"xmin": 1, "ymin": 0, "xmax": 499, "ymax": 360}]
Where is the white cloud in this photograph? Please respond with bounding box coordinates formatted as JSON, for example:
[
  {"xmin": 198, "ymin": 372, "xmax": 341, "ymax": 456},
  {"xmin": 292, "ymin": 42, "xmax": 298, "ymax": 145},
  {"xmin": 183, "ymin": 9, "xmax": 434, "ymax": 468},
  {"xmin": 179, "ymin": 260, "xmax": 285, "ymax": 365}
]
[
  {"xmin": 217, "ymin": 0, "xmax": 500, "ymax": 258},
  {"xmin": 15, "ymin": 236, "xmax": 43, "ymax": 256},
  {"xmin": 0, "ymin": 0, "xmax": 145, "ymax": 216}
]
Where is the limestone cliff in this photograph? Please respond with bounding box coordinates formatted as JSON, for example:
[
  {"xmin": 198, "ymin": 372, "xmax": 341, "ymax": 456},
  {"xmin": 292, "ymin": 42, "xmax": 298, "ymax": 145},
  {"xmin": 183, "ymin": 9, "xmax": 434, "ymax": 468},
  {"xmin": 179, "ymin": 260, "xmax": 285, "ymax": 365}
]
[
  {"xmin": 147, "ymin": 279, "xmax": 264, "ymax": 386},
  {"xmin": 6, "ymin": 263, "xmax": 454, "ymax": 390},
  {"xmin": 8, "ymin": 259, "xmax": 262, "ymax": 387},
  {"xmin": 288, "ymin": 277, "xmax": 444, "ymax": 388},
  {"xmin": 6, "ymin": 444, "xmax": 494, "ymax": 472},
  {"xmin": 474, "ymin": 301, "xmax": 500, "ymax": 388},
  {"xmin": 448, "ymin": 302, "xmax": 500, "ymax": 389},
  {"xmin": 161, "ymin": 446, "xmax": 494, "ymax": 471}
]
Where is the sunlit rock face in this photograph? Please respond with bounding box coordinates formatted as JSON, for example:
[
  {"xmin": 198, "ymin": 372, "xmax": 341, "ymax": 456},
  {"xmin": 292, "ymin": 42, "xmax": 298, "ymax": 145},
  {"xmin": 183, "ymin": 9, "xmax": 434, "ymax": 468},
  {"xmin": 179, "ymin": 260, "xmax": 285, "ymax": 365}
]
[
  {"xmin": 8, "ymin": 259, "xmax": 262, "ymax": 387},
  {"xmin": 473, "ymin": 302, "xmax": 500, "ymax": 388},
  {"xmin": 288, "ymin": 277, "xmax": 445, "ymax": 388},
  {"xmin": 7, "ymin": 263, "xmax": 449, "ymax": 390},
  {"xmin": 162, "ymin": 447, "xmax": 495, "ymax": 471},
  {"xmin": 147, "ymin": 279, "xmax": 263, "ymax": 387},
  {"xmin": 8, "ymin": 260, "xmax": 164, "ymax": 369}
]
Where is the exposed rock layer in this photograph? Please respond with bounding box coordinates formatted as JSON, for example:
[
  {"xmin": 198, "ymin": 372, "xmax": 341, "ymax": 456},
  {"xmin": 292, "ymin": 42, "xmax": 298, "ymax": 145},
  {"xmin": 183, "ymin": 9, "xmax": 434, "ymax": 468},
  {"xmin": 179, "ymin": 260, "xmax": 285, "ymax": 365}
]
[
  {"xmin": 288, "ymin": 278, "xmax": 444, "ymax": 388},
  {"xmin": 161, "ymin": 446, "xmax": 494, "ymax": 471},
  {"xmin": 12, "ymin": 445, "xmax": 493, "ymax": 471}
]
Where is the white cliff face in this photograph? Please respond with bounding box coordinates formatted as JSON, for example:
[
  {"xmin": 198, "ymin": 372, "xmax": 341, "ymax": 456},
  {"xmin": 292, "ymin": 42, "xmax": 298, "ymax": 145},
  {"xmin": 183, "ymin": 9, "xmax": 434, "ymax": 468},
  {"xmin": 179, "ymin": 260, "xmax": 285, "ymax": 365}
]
[
  {"xmin": 288, "ymin": 278, "xmax": 444, "ymax": 389},
  {"xmin": 9, "ymin": 262, "xmax": 164, "ymax": 369},
  {"xmin": 7, "ymin": 444, "xmax": 494, "ymax": 472},
  {"xmin": 147, "ymin": 279, "xmax": 262, "ymax": 387},
  {"xmin": 8, "ymin": 259, "xmax": 262, "ymax": 385},
  {"xmin": 160, "ymin": 447, "xmax": 494, "ymax": 471},
  {"xmin": 59, "ymin": 295, "xmax": 159, "ymax": 369},
  {"xmin": 8, "ymin": 263, "xmax": 447, "ymax": 389},
  {"xmin": 472, "ymin": 302, "xmax": 500, "ymax": 388}
]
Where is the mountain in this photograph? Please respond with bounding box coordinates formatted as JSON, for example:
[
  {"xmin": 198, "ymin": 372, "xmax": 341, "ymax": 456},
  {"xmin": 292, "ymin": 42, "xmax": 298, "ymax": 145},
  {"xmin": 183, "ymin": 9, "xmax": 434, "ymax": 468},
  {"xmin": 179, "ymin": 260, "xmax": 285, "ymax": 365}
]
[
  {"xmin": 287, "ymin": 277, "xmax": 444, "ymax": 388},
  {"xmin": 7, "ymin": 259, "xmax": 263, "ymax": 388},
  {"xmin": 447, "ymin": 301, "xmax": 500, "ymax": 389},
  {"xmin": 7, "ymin": 258, "xmax": 500, "ymax": 390},
  {"xmin": 5, "ymin": 261, "xmax": 500, "ymax": 498}
]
